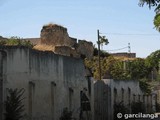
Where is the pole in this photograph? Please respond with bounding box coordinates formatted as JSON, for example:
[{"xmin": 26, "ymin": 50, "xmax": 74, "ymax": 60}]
[
  {"xmin": 128, "ymin": 43, "xmax": 131, "ymax": 58},
  {"xmin": 97, "ymin": 30, "xmax": 101, "ymax": 80}
]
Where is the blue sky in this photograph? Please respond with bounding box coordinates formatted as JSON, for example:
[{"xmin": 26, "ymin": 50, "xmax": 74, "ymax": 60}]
[{"xmin": 0, "ymin": 0, "xmax": 159, "ymax": 58}]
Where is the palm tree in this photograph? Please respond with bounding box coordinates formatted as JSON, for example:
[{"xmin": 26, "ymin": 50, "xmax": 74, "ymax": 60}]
[
  {"xmin": 139, "ymin": 0, "xmax": 160, "ymax": 8},
  {"xmin": 4, "ymin": 88, "xmax": 25, "ymax": 120},
  {"xmin": 154, "ymin": 13, "xmax": 160, "ymax": 31},
  {"xmin": 99, "ymin": 35, "xmax": 109, "ymax": 50},
  {"xmin": 139, "ymin": 0, "xmax": 160, "ymax": 31}
]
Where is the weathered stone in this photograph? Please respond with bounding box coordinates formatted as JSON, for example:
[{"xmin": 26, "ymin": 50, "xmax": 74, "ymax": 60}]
[
  {"xmin": 33, "ymin": 23, "xmax": 94, "ymax": 59},
  {"xmin": 76, "ymin": 40, "xmax": 94, "ymax": 59},
  {"xmin": 54, "ymin": 46, "xmax": 80, "ymax": 58},
  {"xmin": 40, "ymin": 24, "xmax": 76, "ymax": 47}
]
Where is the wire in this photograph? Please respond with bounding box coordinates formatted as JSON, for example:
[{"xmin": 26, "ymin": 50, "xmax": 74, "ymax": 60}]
[
  {"xmin": 106, "ymin": 46, "xmax": 128, "ymax": 52},
  {"xmin": 100, "ymin": 33, "xmax": 160, "ymax": 36}
]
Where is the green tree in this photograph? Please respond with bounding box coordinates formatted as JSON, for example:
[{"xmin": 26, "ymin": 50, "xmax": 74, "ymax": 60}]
[
  {"xmin": 85, "ymin": 56, "xmax": 131, "ymax": 80},
  {"xmin": 139, "ymin": 0, "xmax": 160, "ymax": 8},
  {"xmin": 99, "ymin": 35, "xmax": 109, "ymax": 50},
  {"xmin": 139, "ymin": 80, "xmax": 151, "ymax": 94},
  {"xmin": 130, "ymin": 58, "xmax": 148, "ymax": 79},
  {"xmin": 145, "ymin": 49, "xmax": 160, "ymax": 70},
  {"xmin": 111, "ymin": 60, "xmax": 131, "ymax": 80},
  {"xmin": 145, "ymin": 49, "xmax": 160, "ymax": 80},
  {"xmin": 85, "ymin": 55, "xmax": 156, "ymax": 80},
  {"xmin": 139, "ymin": 0, "xmax": 160, "ymax": 31},
  {"xmin": 154, "ymin": 13, "xmax": 160, "ymax": 31}
]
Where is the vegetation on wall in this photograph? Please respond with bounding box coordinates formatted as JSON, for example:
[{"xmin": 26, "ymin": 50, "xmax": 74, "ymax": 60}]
[{"xmin": 0, "ymin": 36, "xmax": 33, "ymax": 48}]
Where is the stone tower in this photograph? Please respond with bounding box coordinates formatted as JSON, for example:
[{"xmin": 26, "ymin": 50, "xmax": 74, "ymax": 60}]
[
  {"xmin": 40, "ymin": 24, "xmax": 76, "ymax": 47},
  {"xmin": 34, "ymin": 23, "xmax": 94, "ymax": 58}
]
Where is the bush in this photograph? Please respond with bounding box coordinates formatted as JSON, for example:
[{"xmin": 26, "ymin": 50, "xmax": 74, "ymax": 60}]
[
  {"xmin": 59, "ymin": 107, "xmax": 73, "ymax": 120},
  {"xmin": 131, "ymin": 101, "xmax": 145, "ymax": 113},
  {"xmin": 139, "ymin": 80, "xmax": 151, "ymax": 94},
  {"xmin": 0, "ymin": 36, "xmax": 33, "ymax": 48},
  {"xmin": 114, "ymin": 101, "xmax": 129, "ymax": 120}
]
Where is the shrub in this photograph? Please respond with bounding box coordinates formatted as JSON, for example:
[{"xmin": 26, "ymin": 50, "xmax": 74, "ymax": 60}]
[
  {"xmin": 59, "ymin": 107, "xmax": 73, "ymax": 120},
  {"xmin": 114, "ymin": 101, "xmax": 129, "ymax": 120},
  {"xmin": 4, "ymin": 88, "xmax": 25, "ymax": 120},
  {"xmin": 0, "ymin": 36, "xmax": 33, "ymax": 48},
  {"xmin": 131, "ymin": 101, "xmax": 145, "ymax": 113}
]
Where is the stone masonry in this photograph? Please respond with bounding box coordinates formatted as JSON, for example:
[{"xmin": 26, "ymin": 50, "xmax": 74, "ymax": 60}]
[{"xmin": 34, "ymin": 23, "xmax": 94, "ymax": 59}]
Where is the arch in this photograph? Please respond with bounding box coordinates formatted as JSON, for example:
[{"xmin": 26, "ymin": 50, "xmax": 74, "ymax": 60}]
[
  {"xmin": 121, "ymin": 88, "xmax": 124, "ymax": 102},
  {"xmin": 114, "ymin": 88, "xmax": 117, "ymax": 103},
  {"xmin": 128, "ymin": 87, "xmax": 131, "ymax": 105}
]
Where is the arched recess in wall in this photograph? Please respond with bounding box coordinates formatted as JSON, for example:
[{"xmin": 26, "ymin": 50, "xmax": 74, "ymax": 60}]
[
  {"xmin": 121, "ymin": 88, "xmax": 124, "ymax": 102},
  {"xmin": 128, "ymin": 87, "xmax": 131, "ymax": 105},
  {"xmin": 0, "ymin": 50, "xmax": 7, "ymax": 120},
  {"xmin": 0, "ymin": 50, "xmax": 7, "ymax": 75},
  {"xmin": 114, "ymin": 88, "xmax": 117, "ymax": 103}
]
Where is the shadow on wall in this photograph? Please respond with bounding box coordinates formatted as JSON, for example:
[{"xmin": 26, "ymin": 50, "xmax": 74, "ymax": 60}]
[
  {"xmin": 0, "ymin": 50, "xmax": 7, "ymax": 120},
  {"xmin": 94, "ymin": 80, "xmax": 111, "ymax": 120}
]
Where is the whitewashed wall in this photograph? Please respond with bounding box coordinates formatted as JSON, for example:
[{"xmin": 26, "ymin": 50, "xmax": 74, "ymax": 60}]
[
  {"xmin": 0, "ymin": 46, "xmax": 91, "ymax": 120},
  {"xmin": 94, "ymin": 79, "xmax": 155, "ymax": 120}
]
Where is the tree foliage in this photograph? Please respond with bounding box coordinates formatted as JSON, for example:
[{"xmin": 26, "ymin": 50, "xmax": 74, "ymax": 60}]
[
  {"xmin": 4, "ymin": 88, "xmax": 25, "ymax": 120},
  {"xmin": 98, "ymin": 35, "xmax": 109, "ymax": 50},
  {"xmin": 130, "ymin": 58, "xmax": 148, "ymax": 79},
  {"xmin": 85, "ymin": 56, "xmax": 150, "ymax": 80},
  {"xmin": 139, "ymin": 80, "xmax": 151, "ymax": 94},
  {"xmin": 139, "ymin": 0, "xmax": 160, "ymax": 8},
  {"xmin": 0, "ymin": 36, "xmax": 33, "ymax": 48},
  {"xmin": 145, "ymin": 49, "xmax": 160, "ymax": 71},
  {"xmin": 85, "ymin": 56, "xmax": 126, "ymax": 80},
  {"xmin": 85, "ymin": 50, "xmax": 160, "ymax": 81},
  {"xmin": 59, "ymin": 107, "xmax": 73, "ymax": 120},
  {"xmin": 154, "ymin": 14, "xmax": 160, "ymax": 31},
  {"xmin": 85, "ymin": 50, "xmax": 160, "ymax": 94},
  {"xmin": 139, "ymin": 0, "xmax": 160, "ymax": 31}
]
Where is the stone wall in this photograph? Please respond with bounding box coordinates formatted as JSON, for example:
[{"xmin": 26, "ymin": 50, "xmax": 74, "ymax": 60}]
[
  {"xmin": 54, "ymin": 46, "xmax": 80, "ymax": 58},
  {"xmin": 40, "ymin": 24, "xmax": 76, "ymax": 47},
  {"xmin": 33, "ymin": 24, "xmax": 94, "ymax": 59},
  {"xmin": 0, "ymin": 46, "xmax": 92, "ymax": 120},
  {"xmin": 76, "ymin": 40, "xmax": 94, "ymax": 59},
  {"xmin": 111, "ymin": 52, "xmax": 136, "ymax": 58}
]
